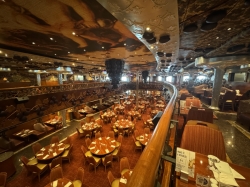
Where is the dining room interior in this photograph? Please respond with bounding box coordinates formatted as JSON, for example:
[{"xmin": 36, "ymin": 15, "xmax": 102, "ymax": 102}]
[{"xmin": 1, "ymin": 0, "xmax": 250, "ymax": 187}]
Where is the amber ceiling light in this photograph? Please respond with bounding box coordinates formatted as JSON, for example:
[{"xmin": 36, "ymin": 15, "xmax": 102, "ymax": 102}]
[
  {"xmin": 206, "ymin": 9, "xmax": 227, "ymax": 23},
  {"xmin": 201, "ymin": 22, "xmax": 218, "ymax": 31},
  {"xmin": 159, "ymin": 34, "xmax": 170, "ymax": 43},
  {"xmin": 157, "ymin": 52, "xmax": 164, "ymax": 57},
  {"xmin": 183, "ymin": 23, "xmax": 198, "ymax": 32},
  {"xmin": 143, "ymin": 30, "xmax": 154, "ymax": 40}
]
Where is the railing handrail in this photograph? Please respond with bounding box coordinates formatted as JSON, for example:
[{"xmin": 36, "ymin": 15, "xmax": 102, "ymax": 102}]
[{"xmin": 127, "ymin": 82, "xmax": 178, "ymax": 187}]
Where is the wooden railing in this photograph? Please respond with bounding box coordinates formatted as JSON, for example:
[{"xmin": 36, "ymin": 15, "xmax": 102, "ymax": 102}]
[{"xmin": 127, "ymin": 82, "xmax": 178, "ymax": 187}]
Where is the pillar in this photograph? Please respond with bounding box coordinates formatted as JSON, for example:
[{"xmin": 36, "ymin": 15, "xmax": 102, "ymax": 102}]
[
  {"xmin": 59, "ymin": 109, "xmax": 67, "ymax": 127},
  {"xmin": 36, "ymin": 73, "xmax": 41, "ymax": 86},
  {"xmin": 58, "ymin": 73, "xmax": 63, "ymax": 85},
  {"xmin": 210, "ymin": 67, "xmax": 224, "ymax": 110},
  {"xmin": 135, "ymin": 71, "xmax": 139, "ymax": 110},
  {"xmin": 63, "ymin": 74, "xmax": 67, "ymax": 81}
]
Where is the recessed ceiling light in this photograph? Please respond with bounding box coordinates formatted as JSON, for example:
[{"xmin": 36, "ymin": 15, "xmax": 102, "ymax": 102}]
[
  {"xmin": 54, "ymin": 54, "xmax": 57, "ymax": 55},
  {"xmin": 31, "ymin": 59, "xmax": 33, "ymax": 61},
  {"xmin": 216, "ymin": 37, "xmax": 219, "ymax": 39},
  {"xmin": 32, "ymin": 42, "xmax": 35, "ymax": 45},
  {"xmin": 146, "ymin": 27, "xmax": 151, "ymax": 31},
  {"xmin": 50, "ymin": 38, "xmax": 53, "ymax": 40},
  {"xmin": 228, "ymin": 28, "xmax": 231, "ymax": 30},
  {"xmin": 0, "ymin": 50, "xmax": 2, "ymax": 53},
  {"xmin": 5, "ymin": 54, "xmax": 7, "ymax": 57},
  {"xmin": 208, "ymin": 44, "xmax": 210, "ymax": 45},
  {"xmin": 72, "ymin": 32, "xmax": 76, "ymax": 35},
  {"xmin": 150, "ymin": 46, "xmax": 154, "ymax": 49},
  {"xmin": 77, "ymin": 58, "xmax": 78, "ymax": 60},
  {"xmin": 72, "ymin": 63, "xmax": 75, "ymax": 66},
  {"xmin": 191, "ymin": 58, "xmax": 193, "ymax": 59},
  {"xmin": 124, "ymin": 43, "xmax": 126, "ymax": 46},
  {"xmin": 102, "ymin": 46, "xmax": 104, "ymax": 49},
  {"xmin": 68, "ymin": 52, "xmax": 70, "ymax": 53},
  {"xmin": 49, "ymin": 62, "xmax": 51, "ymax": 63},
  {"xmin": 84, "ymin": 49, "xmax": 86, "ymax": 51}
]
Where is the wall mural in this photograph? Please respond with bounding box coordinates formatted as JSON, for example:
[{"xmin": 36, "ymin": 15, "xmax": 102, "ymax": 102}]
[{"xmin": 0, "ymin": 0, "xmax": 156, "ymax": 72}]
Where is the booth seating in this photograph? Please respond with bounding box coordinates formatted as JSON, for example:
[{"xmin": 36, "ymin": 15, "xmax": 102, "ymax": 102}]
[
  {"xmin": 237, "ymin": 99, "xmax": 250, "ymax": 131},
  {"xmin": 0, "ymin": 137, "xmax": 24, "ymax": 153}
]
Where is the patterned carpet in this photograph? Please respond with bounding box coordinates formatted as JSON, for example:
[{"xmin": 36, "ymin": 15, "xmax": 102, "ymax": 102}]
[{"xmin": 6, "ymin": 115, "xmax": 144, "ymax": 187}]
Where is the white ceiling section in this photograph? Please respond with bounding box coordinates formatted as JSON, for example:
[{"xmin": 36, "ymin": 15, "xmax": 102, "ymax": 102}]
[{"xmin": 97, "ymin": 0, "xmax": 180, "ymax": 70}]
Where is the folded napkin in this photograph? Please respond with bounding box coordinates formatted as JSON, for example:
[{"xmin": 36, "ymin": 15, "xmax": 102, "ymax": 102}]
[
  {"xmin": 95, "ymin": 150, "xmax": 100, "ymax": 154},
  {"xmin": 231, "ymin": 167, "xmax": 245, "ymax": 179},
  {"xmin": 105, "ymin": 149, "xmax": 109, "ymax": 153},
  {"xmin": 21, "ymin": 134, "xmax": 26, "ymax": 137},
  {"xmin": 51, "ymin": 143, "xmax": 55, "ymax": 147},
  {"xmin": 41, "ymin": 148, "xmax": 45, "ymax": 151},
  {"xmin": 106, "ymin": 137, "xmax": 110, "ymax": 139},
  {"xmin": 213, "ymin": 171, "xmax": 239, "ymax": 187},
  {"xmin": 64, "ymin": 182, "xmax": 72, "ymax": 187},
  {"xmin": 36, "ymin": 153, "xmax": 43, "ymax": 156},
  {"xmin": 53, "ymin": 152, "xmax": 57, "ymax": 156},
  {"xmin": 43, "ymin": 155, "xmax": 49, "ymax": 159},
  {"xmin": 99, "ymin": 137, "xmax": 102, "ymax": 140},
  {"xmin": 89, "ymin": 147, "xmax": 95, "ymax": 150},
  {"xmin": 111, "ymin": 140, "xmax": 115, "ymax": 142},
  {"xmin": 111, "ymin": 145, "xmax": 115, "ymax": 148},
  {"xmin": 145, "ymin": 134, "xmax": 148, "ymax": 136},
  {"xmin": 145, "ymin": 142, "xmax": 148, "ymax": 145},
  {"xmin": 58, "ymin": 143, "xmax": 63, "ymax": 146},
  {"xmin": 120, "ymin": 178, "xmax": 127, "ymax": 184},
  {"xmin": 16, "ymin": 132, "xmax": 21, "ymax": 135},
  {"xmin": 92, "ymin": 142, "xmax": 96, "ymax": 144},
  {"xmin": 129, "ymin": 170, "xmax": 133, "ymax": 175},
  {"xmin": 58, "ymin": 148, "xmax": 64, "ymax": 151},
  {"xmin": 52, "ymin": 180, "xmax": 58, "ymax": 187}
]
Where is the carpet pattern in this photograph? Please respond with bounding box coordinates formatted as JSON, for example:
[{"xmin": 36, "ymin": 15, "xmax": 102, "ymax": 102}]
[{"xmin": 6, "ymin": 115, "xmax": 145, "ymax": 187}]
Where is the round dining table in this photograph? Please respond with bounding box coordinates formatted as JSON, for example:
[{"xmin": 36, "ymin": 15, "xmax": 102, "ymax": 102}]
[
  {"xmin": 82, "ymin": 122, "xmax": 100, "ymax": 131},
  {"xmin": 136, "ymin": 134, "xmax": 151, "ymax": 146},
  {"xmin": 35, "ymin": 143, "xmax": 65, "ymax": 162},
  {"xmin": 115, "ymin": 119, "xmax": 134, "ymax": 129},
  {"xmin": 119, "ymin": 169, "xmax": 133, "ymax": 187},
  {"xmin": 44, "ymin": 178, "xmax": 73, "ymax": 187},
  {"xmin": 89, "ymin": 137, "xmax": 116, "ymax": 156}
]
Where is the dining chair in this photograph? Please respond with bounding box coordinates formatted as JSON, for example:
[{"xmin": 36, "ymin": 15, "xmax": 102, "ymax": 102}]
[
  {"xmin": 118, "ymin": 128, "xmax": 125, "ymax": 136},
  {"xmin": 108, "ymin": 131, "xmax": 115, "ymax": 139},
  {"xmin": 120, "ymin": 157, "xmax": 130, "ymax": 176},
  {"xmin": 186, "ymin": 107, "xmax": 213, "ymax": 124},
  {"xmin": 132, "ymin": 136, "xmax": 142, "ymax": 152},
  {"xmin": 95, "ymin": 132, "xmax": 101, "ymax": 139},
  {"xmin": 180, "ymin": 125, "xmax": 227, "ymax": 161},
  {"xmin": 112, "ymin": 146, "xmax": 121, "ymax": 162},
  {"xmin": 220, "ymin": 91, "xmax": 236, "ymax": 111},
  {"xmin": 76, "ymin": 128, "xmax": 84, "ymax": 138},
  {"xmin": 50, "ymin": 166, "xmax": 63, "ymax": 182},
  {"xmin": 80, "ymin": 145, "xmax": 92, "ymax": 165},
  {"xmin": 26, "ymin": 162, "xmax": 49, "ymax": 182},
  {"xmin": 50, "ymin": 135, "xmax": 60, "ymax": 144},
  {"xmin": 49, "ymin": 156, "xmax": 62, "ymax": 170},
  {"xmin": 85, "ymin": 138, "xmax": 91, "ymax": 149},
  {"xmin": 102, "ymin": 154, "xmax": 113, "ymax": 172},
  {"xmin": 125, "ymin": 126, "xmax": 133, "ymax": 136},
  {"xmin": 61, "ymin": 144, "xmax": 73, "ymax": 163},
  {"xmin": 32, "ymin": 142, "xmax": 42, "ymax": 155},
  {"xmin": 87, "ymin": 156, "xmax": 101, "ymax": 173},
  {"xmin": 134, "ymin": 130, "xmax": 139, "ymax": 138},
  {"xmin": 0, "ymin": 172, "xmax": 7, "ymax": 187},
  {"xmin": 116, "ymin": 135, "xmax": 123, "ymax": 148},
  {"xmin": 127, "ymin": 115, "xmax": 132, "ymax": 121},
  {"xmin": 144, "ymin": 127, "xmax": 150, "ymax": 134},
  {"xmin": 83, "ymin": 129, "xmax": 92, "ymax": 139},
  {"xmin": 107, "ymin": 171, "xmax": 119, "ymax": 187},
  {"xmin": 64, "ymin": 136, "xmax": 71, "ymax": 150},
  {"xmin": 72, "ymin": 167, "xmax": 84, "ymax": 187}
]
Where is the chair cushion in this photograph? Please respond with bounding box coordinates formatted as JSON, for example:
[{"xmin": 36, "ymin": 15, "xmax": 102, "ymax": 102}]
[
  {"xmin": 73, "ymin": 180, "xmax": 82, "ymax": 187},
  {"xmin": 85, "ymin": 151, "xmax": 92, "ymax": 157},
  {"xmin": 112, "ymin": 179, "xmax": 120, "ymax": 187},
  {"xmin": 121, "ymin": 169, "xmax": 129, "ymax": 175},
  {"xmin": 34, "ymin": 123, "xmax": 46, "ymax": 132},
  {"xmin": 28, "ymin": 158, "xmax": 38, "ymax": 165},
  {"xmin": 226, "ymin": 100, "xmax": 233, "ymax": 102},
  {"xmin": 62, "ymin": 150, "xmax": 69, "ymax": 157},
  {"xmin": 37, "ymin": 163, "xmax": 47, "ymax": 170},
  {"xmin": 135, "ymin": 141, "xmax": 141, "ymax": 146},
  {"xmin": 93, "ymin": 156, "xmax": 101, "ymax": 163},
  {"xmin": 116, "ymin": 142, "xmax": 121, "ymax": 147},
  {"xmin": 112, "ymin": 148, "xmax": 118, "ymax": 156}
]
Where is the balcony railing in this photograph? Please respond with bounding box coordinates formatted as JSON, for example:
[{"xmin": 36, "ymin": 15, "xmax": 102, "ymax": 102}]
[
  {"xmin": 127, "ymin": 82, "xmax": 177, "ymax": 187},
  {"xmin": 0, "ymin": 82, "xmax": 112, "ymax": 100}
]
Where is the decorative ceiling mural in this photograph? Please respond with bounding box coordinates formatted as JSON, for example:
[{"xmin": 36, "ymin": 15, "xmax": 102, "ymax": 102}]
[
  {"xmin": 0, "ymin": 0, "xmax": 156, "ymax": 72},
  {"xmin": 0, "ymin": 0, "xmax": 250, "ymax": 75}
]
